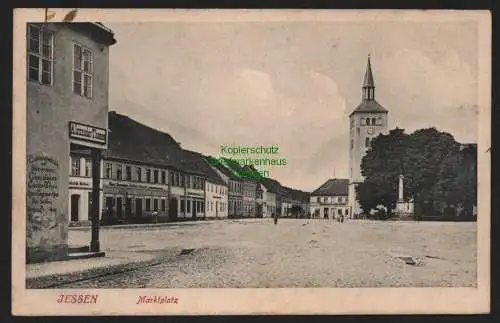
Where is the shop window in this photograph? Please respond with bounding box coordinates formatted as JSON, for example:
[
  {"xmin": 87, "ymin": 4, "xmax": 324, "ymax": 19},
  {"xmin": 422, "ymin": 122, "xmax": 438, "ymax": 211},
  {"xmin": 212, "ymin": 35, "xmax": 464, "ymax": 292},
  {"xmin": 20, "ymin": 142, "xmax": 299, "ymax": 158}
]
[{"xmin": 27, "ymin": 24, "xmax": 53, "ymax": 85}]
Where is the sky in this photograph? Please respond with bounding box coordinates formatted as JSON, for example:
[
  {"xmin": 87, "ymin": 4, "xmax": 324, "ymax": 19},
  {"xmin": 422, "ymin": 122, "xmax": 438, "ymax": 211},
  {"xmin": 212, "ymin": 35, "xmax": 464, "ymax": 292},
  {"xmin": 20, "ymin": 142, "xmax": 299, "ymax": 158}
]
[{"xmin": 107, "ymin": 20, "xmax": 479, "ymax": 192}]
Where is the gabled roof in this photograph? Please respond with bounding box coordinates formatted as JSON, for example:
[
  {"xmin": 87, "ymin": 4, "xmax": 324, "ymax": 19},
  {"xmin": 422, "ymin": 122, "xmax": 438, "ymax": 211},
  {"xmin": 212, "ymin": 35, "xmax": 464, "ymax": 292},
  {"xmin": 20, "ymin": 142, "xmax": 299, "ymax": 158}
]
[
  {"xmin": 106, "ymin": 111, "xmax": 186, "ymax": 169},
  {"xmin": 180, "ymin": 151, "xmax": 226, "ymax": 185},
  {"xmin": 311, "ymin": 178, "xmax": 349, "ymax": 196},
  {"xmin": 259, "ymin": 177, "xmax": 282, "ymax": 194}
]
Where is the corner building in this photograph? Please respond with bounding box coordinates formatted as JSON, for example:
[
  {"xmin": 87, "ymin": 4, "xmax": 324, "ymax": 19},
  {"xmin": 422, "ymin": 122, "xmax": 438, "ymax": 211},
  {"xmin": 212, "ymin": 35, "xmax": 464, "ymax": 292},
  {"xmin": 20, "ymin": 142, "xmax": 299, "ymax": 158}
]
[
  {"xmin": 26, "ymin": 23, "xmax": 116, "ymax": 263},
  {"xmin": 348, "ymin": 56, "xmax": 389, "ymax": 218}
]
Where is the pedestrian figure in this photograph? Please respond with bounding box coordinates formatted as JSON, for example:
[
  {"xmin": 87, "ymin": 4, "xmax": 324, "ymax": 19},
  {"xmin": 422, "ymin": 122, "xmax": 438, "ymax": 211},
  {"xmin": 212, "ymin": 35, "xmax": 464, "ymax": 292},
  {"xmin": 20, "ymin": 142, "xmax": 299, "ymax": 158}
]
[
  {"xmin": 273, "ymin": 213, "xmax": 278, "ymax": 225},
  {"xmin": 340, "ymin": 215, "xmax": 344, "ymax": 223}
]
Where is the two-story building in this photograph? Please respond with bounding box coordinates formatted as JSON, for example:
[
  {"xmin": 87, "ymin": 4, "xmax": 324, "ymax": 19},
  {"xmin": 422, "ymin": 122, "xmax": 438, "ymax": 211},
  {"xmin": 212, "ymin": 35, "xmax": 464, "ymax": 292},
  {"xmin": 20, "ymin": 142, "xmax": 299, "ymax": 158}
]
[
  {"xmin": 208, "ymin": 157, "xmax": 244, "ymax": 218},
  {"xmin": 26, "ymin": 23, "xmax": 116, "ymax": 263},
  {"xmin": 310, "ymin": 178, "xmax": 349, "ymax": 219},
  {"xmin": 100, "ymin": 111, "xmax": 183, "ymax": 224},
  {"xmin": 259, "ymin": 178, "xmax": 281, "ymax": 218},
  {"xmin": 181, "ymin": 151, "xmax": 228, "ymax": 219}
]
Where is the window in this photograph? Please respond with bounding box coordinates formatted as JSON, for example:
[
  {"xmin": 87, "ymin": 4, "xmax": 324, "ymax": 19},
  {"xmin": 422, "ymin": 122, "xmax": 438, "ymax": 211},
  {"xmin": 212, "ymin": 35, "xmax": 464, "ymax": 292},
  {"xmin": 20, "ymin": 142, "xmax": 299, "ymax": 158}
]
[
  {"xmin": 180, "ymin": 174, "xmax": 185, "ymax": 187},
  {"xmin": 365, "ymin": 137, "xmax": 370, "ymax": 148},
  {"xmin": 174, "ymin": 173, "xmax": 180, "ymax": 186},
  {"xmin": 186, "ymin": 176, "xmax": 191, "ymax": 188},
  {"xmin": 73, "ymin": 44, "xmax": 93, "ymax": 98},
  {"xmin": 27, "ymin": 24, "xmax": 53, "ymax": 85},
  {"xmin": 169, "ymin": 171, "xmax": 174, "ymax": 185},
  {"xmin": 116, "ymin": 164, "xmax": 122, "ymax": 180},
  {"xmin": 153, "ymin": 170, "xmax": 159, "ymax": 184},
  {"xmin": 136, "ymin": 167, "xmax": 142, "ymax": 182},
  {"xmin": 146, "ymin": 169, "xmax": 151, "ymax": 183},
  {"xmin": 316, "ymin": 197, "xmax": 320, "ymax": 203},
  {"xmin": 161, "ymin": 199, "xmax": 166, "ymax": 212},
  {"xmin": 376, "ymin": 117, "xmax": 382, "ymax": 126},
  {"xmin": 125, "ymin": 166, "xmax": 132, "ymax": 181},
  {"xmin": 360, "ymin": 118, "xmax": 365, "ymax": 126},
  {"xmin": 180, "ymin": 200, "xmax": 185, "ymax": 212},
  {"xmin": 71, "ymin": 157, "xmax": 80, "ymax": 177},
  {"xmin": 338, "ymin": 209, "xmax": 342, "ymax": 215},
  {"xmin": 85, "ymin": 159, "xmax": 92, "ymax": 177},
  {"xmin": 345, "ymin": 209, "xmax": 349, "ymax": 215},
  {"xmin": 145, "ymin": 198, "xmax": 151, "ymax": 211},
  {"xmin": 161, "ymin": 171, "xmax": 166, "ymax": 184},
  {"xmin": 153, "ymin": 198, "xmax": 158, "ymax": 211},
  {"xmin": 106, "ymin": 163, "xmax": 112, "ymax": 178},
  {"xmin": 187, "ymin": 200, "xmax": 191, "ymax": 213},
  {"xmin": 371, "ymin": 118, "xmax": 376, "ymax": 125}
]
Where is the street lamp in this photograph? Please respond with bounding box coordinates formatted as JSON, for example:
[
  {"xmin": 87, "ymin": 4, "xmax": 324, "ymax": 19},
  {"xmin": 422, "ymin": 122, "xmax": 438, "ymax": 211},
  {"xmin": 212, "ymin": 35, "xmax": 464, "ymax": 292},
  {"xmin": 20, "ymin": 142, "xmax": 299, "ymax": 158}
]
[{"xmin": 90, "ymin": 149, "xmax": 102, "ymax": 252}]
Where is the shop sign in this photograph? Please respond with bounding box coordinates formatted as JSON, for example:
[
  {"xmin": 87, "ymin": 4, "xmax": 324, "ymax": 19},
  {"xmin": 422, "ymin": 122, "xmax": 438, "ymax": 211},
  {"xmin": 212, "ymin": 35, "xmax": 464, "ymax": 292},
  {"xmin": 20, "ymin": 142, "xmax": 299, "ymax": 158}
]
[{"xmin": 69, "ymin": 121, "xmax": 107, "ymax": 145}]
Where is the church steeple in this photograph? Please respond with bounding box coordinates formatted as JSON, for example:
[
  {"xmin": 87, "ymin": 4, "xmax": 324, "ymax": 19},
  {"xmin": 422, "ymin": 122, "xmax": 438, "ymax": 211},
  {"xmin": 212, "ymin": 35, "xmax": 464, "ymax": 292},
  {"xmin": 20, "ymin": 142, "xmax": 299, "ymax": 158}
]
[{"xmin": 362, "ymin": 55, "xmax": 375, "ymax": 101}]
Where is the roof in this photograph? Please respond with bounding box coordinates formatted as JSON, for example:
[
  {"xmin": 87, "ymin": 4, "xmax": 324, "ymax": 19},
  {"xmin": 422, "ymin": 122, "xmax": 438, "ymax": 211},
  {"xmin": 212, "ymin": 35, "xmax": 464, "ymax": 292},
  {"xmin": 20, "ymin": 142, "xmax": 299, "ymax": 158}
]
[
  {"xmin": 258, "ymin": 177, "xmax": 279, "ymax": 193},
  {"xmin": 180, "ymin": 151, "xmax": 226, "ymax": 185},
  {"xmin": 363, "ymin": 56, "xmax": 375, "ymax": 88},
  {"xmin": 105, "ymin": 111, "xmax": 185, "ymax": 170},
  {"xmin": 311, "ymin": 178, "xmax": 349, "ymax": 196},
  {"xmin": 206, "ymin": 156, "xmax": 243, "ymax": 181},
  {"xmin": 66, "ymin": 22, "xmax": 117, "ymax": 46},
  {"xmin": 350, "ymin": 100, "xmax": 388, "ymax": 116}
]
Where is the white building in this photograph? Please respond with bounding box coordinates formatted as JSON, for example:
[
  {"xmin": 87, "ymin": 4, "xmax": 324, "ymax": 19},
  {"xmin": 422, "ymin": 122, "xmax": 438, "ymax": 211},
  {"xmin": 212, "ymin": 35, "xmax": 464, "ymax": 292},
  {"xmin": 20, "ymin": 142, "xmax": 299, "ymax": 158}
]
[
  {"xmin": 205, "ymin": 180, "xmax": 228, "ymax": 218},
  {"xmin": 310, "ymin": 179, "xmax": 349, "ymax": 219},
  {"xmin": 348, "ymin": 56, "xmax": 389, "ymax": 218}
]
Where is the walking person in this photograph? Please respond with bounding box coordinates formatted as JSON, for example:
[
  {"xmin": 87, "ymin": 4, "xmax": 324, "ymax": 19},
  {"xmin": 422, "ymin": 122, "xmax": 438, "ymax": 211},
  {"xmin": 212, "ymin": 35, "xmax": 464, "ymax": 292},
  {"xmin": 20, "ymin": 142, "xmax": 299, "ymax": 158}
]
[{"xmin": 273, "ymin": 212, "xmax": 278, "ymax": 225}]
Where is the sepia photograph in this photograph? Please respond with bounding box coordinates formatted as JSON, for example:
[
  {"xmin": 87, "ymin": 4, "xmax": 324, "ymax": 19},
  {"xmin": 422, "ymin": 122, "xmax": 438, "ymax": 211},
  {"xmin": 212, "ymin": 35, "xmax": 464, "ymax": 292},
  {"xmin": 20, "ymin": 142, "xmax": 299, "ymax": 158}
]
[{"xmin": 12, "ymin": 9, "xmax": 490, "ymax": 315}]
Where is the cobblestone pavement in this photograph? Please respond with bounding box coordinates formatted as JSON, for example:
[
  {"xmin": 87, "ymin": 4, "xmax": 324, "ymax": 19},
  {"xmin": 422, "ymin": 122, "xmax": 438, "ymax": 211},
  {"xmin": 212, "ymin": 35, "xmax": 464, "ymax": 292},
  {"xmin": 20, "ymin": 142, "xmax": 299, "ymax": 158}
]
[{"xmin": 64, "ymin": 219, "xmax": 477, "ymax": 288}]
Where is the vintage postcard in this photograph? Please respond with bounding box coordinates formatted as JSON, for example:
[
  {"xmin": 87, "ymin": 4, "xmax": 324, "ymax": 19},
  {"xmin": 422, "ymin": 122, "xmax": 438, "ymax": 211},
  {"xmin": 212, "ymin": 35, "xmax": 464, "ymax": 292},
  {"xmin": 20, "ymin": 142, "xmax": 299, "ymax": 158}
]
[{"xmin": 12, "ymin": 9, "xmax": 490, "ymax": 315}]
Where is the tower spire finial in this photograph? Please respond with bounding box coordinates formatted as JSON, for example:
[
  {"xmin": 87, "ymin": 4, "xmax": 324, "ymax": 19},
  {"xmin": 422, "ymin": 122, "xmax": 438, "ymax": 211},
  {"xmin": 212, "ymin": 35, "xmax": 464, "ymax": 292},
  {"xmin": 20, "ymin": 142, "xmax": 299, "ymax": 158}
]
[{"xmin": 362, "ymin": 54, "xmax": 375, "ymax": 100}]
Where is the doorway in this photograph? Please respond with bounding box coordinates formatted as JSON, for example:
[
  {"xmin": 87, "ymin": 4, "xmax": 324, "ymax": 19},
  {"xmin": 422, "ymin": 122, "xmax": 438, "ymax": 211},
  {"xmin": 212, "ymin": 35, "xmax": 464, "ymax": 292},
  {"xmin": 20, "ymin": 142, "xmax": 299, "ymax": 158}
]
[
  {"xmin": 168, "ymin": 198, "xmax": 178, "ymax": 221},
  {"xmin": 135, "ymin": 198, "xmax": 142, "ymax": 217},
  {"xmin": 192, "ymin": 200, "xmax": 197, "ymax": 219},
  {"xmin": 116, "ymin": 197, "xmax": 123, "ymax": 218},
  {"xmin": 125, "ymin": 197, "xmax": 132, "ymax": 217},
  {"xmin": 70, "ymin": 194, "xmax": 80, "ymax": 222}
]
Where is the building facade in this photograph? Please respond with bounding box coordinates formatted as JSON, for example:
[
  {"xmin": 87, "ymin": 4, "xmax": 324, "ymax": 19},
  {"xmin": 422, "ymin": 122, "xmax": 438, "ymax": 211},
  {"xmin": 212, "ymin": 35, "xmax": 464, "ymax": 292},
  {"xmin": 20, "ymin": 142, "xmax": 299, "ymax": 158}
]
[
  {"xmin": 310, "ymin": 179, "xmax": 349, "ymax": 219},
  {"xmin": 348, "ymin": 56, "xmax": 389, "ymax": 218},
  {"xmin": 26, "ymin": 23, "xmax": 116, "ymax": 263}
]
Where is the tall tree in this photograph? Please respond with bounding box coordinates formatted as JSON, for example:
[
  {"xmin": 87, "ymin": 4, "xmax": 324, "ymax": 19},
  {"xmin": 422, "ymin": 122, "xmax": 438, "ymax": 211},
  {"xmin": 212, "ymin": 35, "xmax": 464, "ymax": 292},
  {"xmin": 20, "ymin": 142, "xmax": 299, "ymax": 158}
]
[{"xmin": 357, "ymin": 128, "xmax": 409, "ymax": 216}]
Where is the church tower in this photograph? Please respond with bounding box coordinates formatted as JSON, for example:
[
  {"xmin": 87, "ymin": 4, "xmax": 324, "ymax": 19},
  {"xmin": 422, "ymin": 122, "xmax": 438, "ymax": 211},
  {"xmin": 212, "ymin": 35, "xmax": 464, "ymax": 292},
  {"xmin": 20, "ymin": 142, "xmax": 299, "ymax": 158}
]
[{"xmin": 348, "ymin": 55, "xmax": 389, "ymax": 217}]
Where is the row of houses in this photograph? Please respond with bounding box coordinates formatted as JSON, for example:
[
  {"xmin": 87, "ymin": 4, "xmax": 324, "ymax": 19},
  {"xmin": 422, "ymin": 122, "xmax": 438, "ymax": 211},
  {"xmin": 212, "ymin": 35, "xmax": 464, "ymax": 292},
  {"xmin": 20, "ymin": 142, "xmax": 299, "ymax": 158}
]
[{"xmin": 68, "ymin": 111, "xmax": 311, "ymax": 225}]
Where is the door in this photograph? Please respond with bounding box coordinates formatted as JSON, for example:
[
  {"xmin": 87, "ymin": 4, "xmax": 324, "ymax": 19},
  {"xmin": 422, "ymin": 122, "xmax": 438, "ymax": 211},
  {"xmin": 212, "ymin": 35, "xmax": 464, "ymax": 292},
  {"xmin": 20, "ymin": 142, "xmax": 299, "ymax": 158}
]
[
  {"xmin": 192, "ymin": 200, "xmax": 196, "ymax": 219},
  {"xmin": 135, "ymin": 198, "xmax": 142, "ymax": 217},
  {"xmin": 87, "ymin": 192, "xmax": 92, "ymax": 221},
  {"xmin": 116, "ymin": 197, "xmax": 123, "ymax": 218},
  {"xmin": 105, "ymin": 197, "xmax": 114, "ymax": 217},
  {"xmin": 168, "ymin": 198, "xmax": 178, "ymax": 221},
  {"xmin": 70, "ymin": 194, "xmax": 80, "ymax": 222},
  {"xmin": 125, "ymin": 197, "xmax": 132, "ymax": 217},
  {"xmin": 216, "ymin": 201, "xmax": 219, "ymax": 218}
]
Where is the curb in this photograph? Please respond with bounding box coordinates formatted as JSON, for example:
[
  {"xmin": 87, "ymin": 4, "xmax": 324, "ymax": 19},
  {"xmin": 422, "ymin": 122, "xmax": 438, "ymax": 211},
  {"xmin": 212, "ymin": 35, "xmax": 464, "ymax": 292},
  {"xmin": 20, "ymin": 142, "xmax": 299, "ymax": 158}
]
[{"xmin": 26, "ymin": 256, "xmax": 162, "ymax": 289}]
